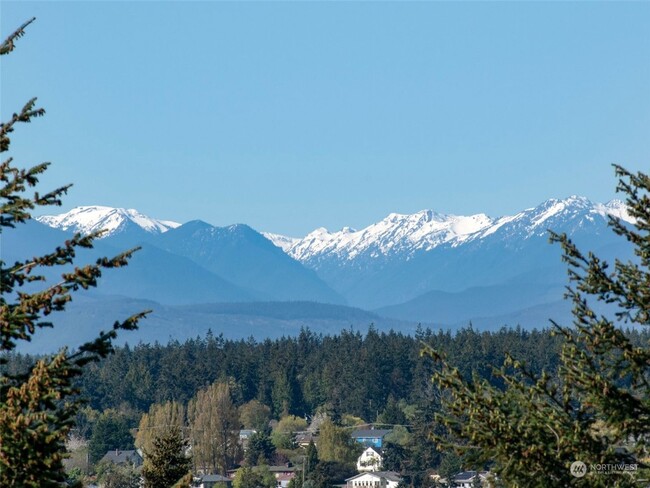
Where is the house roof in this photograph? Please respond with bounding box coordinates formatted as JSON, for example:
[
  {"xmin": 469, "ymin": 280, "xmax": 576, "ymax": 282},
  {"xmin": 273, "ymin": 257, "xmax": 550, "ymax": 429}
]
[
  {"xmin": 100, "ymin": 449, "xmax": 142, "ymax": 465},
  {"xmin": 201, "ymin": 474, "xmax": 232, "ymax": 483},
  {"xmin": 295, "ymin": 432, "xmax": 315, "ymax": 443},
  {"xmin": 276, "ymin": 474, "xmax": 296, "ymax": 481},
  {"xmin": 362, "ymin": 446, "xmax": 382, "ymax": 456},
  {"xmin": 268, "ymin": 465, "xmax": 297, "ymax": 473},
  {"xmin": 346, "ymin": 471, "xmax": 402, "ymax": 483},
  {"xmin": 351, "ymin": 429, "xmax": 392, "ymax": 439},
  {"xmin": 452, "ymin": 471, "xmax": 489, "ymax": 482}
]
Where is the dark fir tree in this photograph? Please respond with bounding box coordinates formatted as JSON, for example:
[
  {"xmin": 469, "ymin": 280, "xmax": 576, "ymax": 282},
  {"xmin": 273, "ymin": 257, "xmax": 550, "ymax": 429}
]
[
  {"xmin": 0, "ymin": 19, "xmax": 146, "ymax": 487},
  {"xmin": 88, "ymin": 410, "xmax": 136, "ymax": 464},
  {"xmin": 377, "ymin": 395, "xmax": 407, "ymax": 426},
  {"xmin": 428, "ymin": 166, "xmax": 650, "ymax": 487},
  {"xmin": 436, "ymin": 452, "xmax": 463, "ymax": 485},
  {"xmin": 305, "ymin": 439, "xmax": 319, "ymax": 476},
  {"xmin": 309, "ymin": 461, "xmax": 357, "ymax": 488},
  {"xmin": 381, "ymin": 442, "xmax": 408, "ymax": 474},
  {"xmin": 142, "ymin": 426, "xmax": 192, "ymax": 488},
  {"xmin": 244, "ymin": 431, "xmax": 275, "ymax": 466}
]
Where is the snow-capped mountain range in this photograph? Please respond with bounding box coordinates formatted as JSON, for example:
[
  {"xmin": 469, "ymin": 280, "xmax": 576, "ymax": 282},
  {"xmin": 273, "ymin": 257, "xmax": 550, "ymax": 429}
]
[
  {"xmin": 264, "ymin": 196, "xmax": 632, "ymax": 265},
  {"xmin": 22, "ymin": 196, "xmax": 636, "ymax": 350},
  {"xmin": 37, "ymin": 206, "xmax": 180, "ymax": 237},
  {"xmin": 38, "ymin": 197, "xmax": 631, "ymax": 266}
]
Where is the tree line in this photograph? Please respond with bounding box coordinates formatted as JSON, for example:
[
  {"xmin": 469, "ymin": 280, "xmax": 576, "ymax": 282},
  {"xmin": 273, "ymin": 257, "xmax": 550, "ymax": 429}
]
[{"xmin": 65, "ymin": 324, "xmax": 574, "ymax": 419}]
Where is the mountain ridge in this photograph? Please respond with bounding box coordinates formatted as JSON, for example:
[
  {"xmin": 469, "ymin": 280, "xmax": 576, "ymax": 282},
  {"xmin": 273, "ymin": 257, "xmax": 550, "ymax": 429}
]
[
  {"xmin": 37, "ymin": 205, "xmax": 180, "ymax": 237},
  {"xmin": 31, "ymin": 197, "xmax": 635, "ymax": 326},
  {"xmin": 38, "ymin": 197, "xmax": 631, "ymax": 258},
  {"xmin": 265, "ymin": 196, "xmax": 632, "ymax": 266}
]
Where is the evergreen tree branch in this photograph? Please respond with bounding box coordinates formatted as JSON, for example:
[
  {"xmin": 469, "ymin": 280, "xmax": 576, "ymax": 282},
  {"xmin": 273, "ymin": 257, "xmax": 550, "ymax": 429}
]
[{"xmin": 0, "ymin": 17, "xmax": 35, "ymax": 55}]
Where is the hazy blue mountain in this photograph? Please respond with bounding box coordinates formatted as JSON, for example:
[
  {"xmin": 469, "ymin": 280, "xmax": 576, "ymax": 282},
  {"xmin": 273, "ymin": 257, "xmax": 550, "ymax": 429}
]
[
  {"xmin": 17, "ymin": 296, "xmax": 402, "ymax": 354},
  {"xmin": 5, "ymin": 219, "xmax": 253, "ymax": 305},
  {"xmin": 1, "ymin": 219, "xmax": 110, "ymax": 291},
  {"xmin": 375, "ymin": 283, "xmax": 566, "ymax": 324},
  {"xmin": 32, "ymin": 209, "xmax": 343, "ymax": 305},
  {"xmin": 97, "ymin": 243, "xmax": 257, "ymax": 305},
  {"xmin": 448, "ymin": 299, "xmax": 573, "ymax": 332},
  {"xmin": 2, "ymin": 219, "xmax": 76, "ymax": 263},
  {"xmin": 148, "ymin": 220, "xmax": 345, "ymax": 304}
]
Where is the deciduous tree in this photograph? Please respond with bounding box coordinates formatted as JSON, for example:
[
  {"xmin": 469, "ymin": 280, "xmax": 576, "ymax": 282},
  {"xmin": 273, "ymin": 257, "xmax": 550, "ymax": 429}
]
[
  {"xmin": 271, "ymin": 414, "xmax": 307, "ymax": 449},
  {"xmin": 233, "ymin": 465, "xmax": 276, "ymax": 488},
  {"xmin": 95, "ymin": 460, "xmax": 141, "ymax": 488},
  {"xmin": 239, "ymin": 399, "xmax": 272, "ymax": 432},
  {"xmin": 188, "ymin": 381, "xmax": 241, "ymax": 474},
  {"xmin": 136, "ymin": 400, "xmax": 186, "ymax": 459},
  {"xmin": 316, "ymin": 419, "xmax": 359, "ymax": 465}
]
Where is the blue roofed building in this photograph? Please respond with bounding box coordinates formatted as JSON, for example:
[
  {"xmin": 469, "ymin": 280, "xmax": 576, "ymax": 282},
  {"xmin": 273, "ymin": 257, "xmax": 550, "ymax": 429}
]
[{"xmin": 350, "ymin": 429, "xmax": 392, "ymax": 449}]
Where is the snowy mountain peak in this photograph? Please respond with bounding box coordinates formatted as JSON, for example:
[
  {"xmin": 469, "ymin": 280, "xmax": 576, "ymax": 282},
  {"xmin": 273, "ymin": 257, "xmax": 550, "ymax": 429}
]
[
  {"xmin": 525, "ymin": 196, "xmax": 592, "ymax": 228},
  {"xmin": 599, "ymin": 199, "xmax": 634, "ymax": 224},
  {"xmin": 521, "ymin": 195, "xmax": 637, "ymax": 231},
  {"xmin": 282, "ymin": 208, "xmax": 498, "ymax": 263},
  {"xmin": 262, "ymin": 232, "xmax": 300, "ymax": 252},
  {"xmin": 36, "ymin": 206, "xmax": 180, "ymax": 238}
]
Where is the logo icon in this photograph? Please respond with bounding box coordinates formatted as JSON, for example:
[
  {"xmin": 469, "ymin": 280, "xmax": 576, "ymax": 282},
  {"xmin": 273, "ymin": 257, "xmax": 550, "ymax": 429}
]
[{"xmin": 570, "ymin": 461, "xmax": 587, "ymax": 478}]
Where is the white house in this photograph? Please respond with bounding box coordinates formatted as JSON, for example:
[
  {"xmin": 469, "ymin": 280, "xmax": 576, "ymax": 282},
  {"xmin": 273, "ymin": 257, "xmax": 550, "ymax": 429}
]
[
  {"xmin": 356, "ymin": 446, "xmax": 383, "ymax": 472},
  {"xmin": 345, "ymin": 471, "xmax": 402, "ymax": 488}
]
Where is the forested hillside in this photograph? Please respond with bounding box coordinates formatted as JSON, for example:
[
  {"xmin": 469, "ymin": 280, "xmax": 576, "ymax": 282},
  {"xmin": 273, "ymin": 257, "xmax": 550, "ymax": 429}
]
[
  {"xmin": 75, "ymin": 326, "xmax": 569, "ymax": 417},
  {"xmin": 1, "ymin": 326, "xmax": 587, "ymax": 419}
]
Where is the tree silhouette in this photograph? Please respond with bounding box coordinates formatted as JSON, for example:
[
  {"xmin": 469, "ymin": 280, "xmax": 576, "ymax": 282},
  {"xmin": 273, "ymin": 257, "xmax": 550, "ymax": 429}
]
[
  {"xmin": 428, "ymin": 166, "xmax": 650, "ymax": 487},
  {"xmin": 0, "ymin": 19, "xmax": 147, "ymax": 486}
]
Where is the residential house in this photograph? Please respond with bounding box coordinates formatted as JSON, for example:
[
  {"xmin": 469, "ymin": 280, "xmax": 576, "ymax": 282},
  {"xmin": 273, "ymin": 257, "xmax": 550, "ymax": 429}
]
[
  {"xmin": 194, "ymin": 473, "xmax": 232, "ymax": 488},
  {"xmin": 275, "ymin": 473, "xmax": 295, "ymax": 488},
  {"xmin": 239, "ymin": 429, "xmax": 257, "ymax": 450},
  {"xmin": 269, "ymin": 464, "xmax": 296, "ymax": 488},
  {"xmin": 99, "ymin": 449, "xmax": 143, "ymax": 468},
  {"xmin": 239, "ymin": 429, "xmax": 256, "ymax": 440},
  {"xmin": 345, "ymin": 471, "xmax": 402, "ymax": 488},
  {"xmin": 350, "ymin": 429, "xmax": 392, "ymax": 449},
  {"xmin": 295, "ymin": 431, "xmax": 316, "ymax": 448},
  {"xmin": 356, "ymin": 446, "xmax": 382, "ymax": 472},
  {"xmin": 451, "ymin": 471, "xmax": 491, "ymax": 488}
]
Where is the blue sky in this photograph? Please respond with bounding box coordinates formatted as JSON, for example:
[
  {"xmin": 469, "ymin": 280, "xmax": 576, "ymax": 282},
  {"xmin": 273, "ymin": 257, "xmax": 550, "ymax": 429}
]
[{"xmin": 1, "ymin": 1, "xmax": 648, "ymax": 236}]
